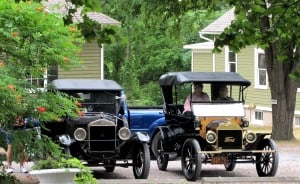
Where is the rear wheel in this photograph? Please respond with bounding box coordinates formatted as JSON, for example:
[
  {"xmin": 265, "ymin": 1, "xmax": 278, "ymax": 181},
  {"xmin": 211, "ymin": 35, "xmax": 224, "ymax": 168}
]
[
  {"xmin": 156, "ymin": 134, "xmax": 169, "ymax": 171},
  {"xmin": 181, "ymin": 138, "xmax": 201, "ymax": 181},
  {"xmin": 151, "ymin": 132, "xmax": 161, "ymax": 159},
  {"xmin": 133, "ymin": 143, "xmax": 150, "ymax": 179},
  {"xmin": 256, "ymin": 139, "xmax": 279, "ymax": 176},
  {"xmin": 157, "ymin": 153, "xmax": 169, "ymax": 171}
]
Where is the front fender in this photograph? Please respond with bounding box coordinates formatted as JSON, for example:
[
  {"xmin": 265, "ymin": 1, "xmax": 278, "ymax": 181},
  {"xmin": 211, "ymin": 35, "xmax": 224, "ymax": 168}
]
[{"xmin": 131, "ymin": 131, "xmax": 150, "ymax": 143}]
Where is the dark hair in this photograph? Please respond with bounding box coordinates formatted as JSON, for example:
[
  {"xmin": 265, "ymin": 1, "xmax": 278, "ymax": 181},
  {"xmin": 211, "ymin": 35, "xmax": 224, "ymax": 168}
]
[{"xmin": 194, "ymin": 83, "xmax": 203, "ymax": 88}]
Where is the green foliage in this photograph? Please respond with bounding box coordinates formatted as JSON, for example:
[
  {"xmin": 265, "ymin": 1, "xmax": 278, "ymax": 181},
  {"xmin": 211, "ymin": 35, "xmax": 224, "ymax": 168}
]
[
  {"xmin": 0, "ymin": 173, "xmax": 19, "ymax": 184},
  {"xmin": 99, "ymin": 0, "xmax": 225, "ymax": 105},
  {"xmin": 0, "ymin": 0, "xmax": 83, "ymax": 127}
]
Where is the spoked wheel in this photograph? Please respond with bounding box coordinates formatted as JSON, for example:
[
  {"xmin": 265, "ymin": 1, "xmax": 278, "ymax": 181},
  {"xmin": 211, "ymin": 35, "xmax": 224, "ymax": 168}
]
[
  {"xmin": 156, "ymin": 133, "xmax": 169, "ymax": 171},
  {"xmin": 256, "ymin": 138, "xmax": 279, "ymax": 176},
  {"xmin": 157, "ymin": 153, "xmax": 169, "ymax": 171},
  {"xmin": 133, "ymin": 143, "xmax": 150, "ymax": 179},
  {"xmin": 181, "ymin": 138, "xmax": 201, "ymax": 181},
  {"xmin": 104, "ymin": 160, "xmax": 116, "ymax": 172},
  {"xmin": 224, "ymin": 162, "xmax": 236, "ymax": 171}
]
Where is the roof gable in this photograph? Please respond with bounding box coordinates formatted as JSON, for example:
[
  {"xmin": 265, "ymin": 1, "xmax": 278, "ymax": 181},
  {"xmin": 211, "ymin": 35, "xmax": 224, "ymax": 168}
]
[{"xmin": 200, "ymin": 8, "xmax": 235, "ymax": 35}]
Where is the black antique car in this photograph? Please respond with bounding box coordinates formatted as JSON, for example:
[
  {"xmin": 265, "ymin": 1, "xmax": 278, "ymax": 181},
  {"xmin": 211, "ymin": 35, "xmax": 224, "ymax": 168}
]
[
  {"xmin": 156, "ymin": 72, "xmax": 279, "ymax": 181},
  {"xmin": 45, "ymin": 79, "xmax": 150, "ymax": 179}
]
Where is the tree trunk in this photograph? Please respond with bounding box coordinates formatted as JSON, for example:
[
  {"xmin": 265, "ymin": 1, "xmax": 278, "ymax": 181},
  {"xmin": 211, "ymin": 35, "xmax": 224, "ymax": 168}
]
[{"xmin": 265, "ymin": 46, "xmax": 296, "ymax": 140}]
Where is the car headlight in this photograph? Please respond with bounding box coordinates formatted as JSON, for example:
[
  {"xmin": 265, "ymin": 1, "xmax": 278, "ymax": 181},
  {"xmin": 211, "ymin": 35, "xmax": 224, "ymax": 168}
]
[
  {"xmin": 245, "ymin": 131, "xmax": 257, "ymax": 143},
  {"xmin": 206, "ymin": 130, "xmax": 217, "ymax": 144},
  {"xmin": 118, "ymin": 127, "xmax": 131, "ymax": 140},
  {"xmin": 74, "ymin": 128, "xmax": 87, "ymax": 141}
]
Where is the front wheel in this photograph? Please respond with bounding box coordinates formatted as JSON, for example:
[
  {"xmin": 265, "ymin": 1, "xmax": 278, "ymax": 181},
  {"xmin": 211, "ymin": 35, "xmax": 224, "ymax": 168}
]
[
  {"xmin": 256, "ymin": 138, "xmax": 279, "ymax": 176},
  {"xmin": 133, "ymin": 143, "xmax": 150, "ymax": 179},
  {"xmin": 181, "ymin": 138, "xmax": 201, "ymax": 181}
]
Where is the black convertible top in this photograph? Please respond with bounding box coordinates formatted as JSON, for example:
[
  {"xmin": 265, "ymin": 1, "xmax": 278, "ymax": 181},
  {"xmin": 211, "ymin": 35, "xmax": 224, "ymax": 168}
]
[
  {"xmin": 159, "ymin": 72, "xmax": 251, "ymax": 86},
  {"xmin": 49, "ymin": 79, "xmax": 123, "ymax": 91}
]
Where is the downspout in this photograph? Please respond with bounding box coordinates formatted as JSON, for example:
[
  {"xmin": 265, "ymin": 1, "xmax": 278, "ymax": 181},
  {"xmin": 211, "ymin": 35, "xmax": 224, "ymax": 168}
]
[
  {"xmin": 100, "ymin": 44, "xmax": 104, "ymax": 80},
  {"xmin": 199, "ymin": 32, "xmax": 216, "ymax": 72}
]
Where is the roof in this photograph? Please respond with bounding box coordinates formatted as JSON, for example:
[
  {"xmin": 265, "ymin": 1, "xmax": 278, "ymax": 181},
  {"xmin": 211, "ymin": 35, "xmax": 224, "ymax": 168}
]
[
  {"xmin": 73, "ymin": 12, "xmax": 120, "ymax": 25},
  {"xmin": 183, "ymin": 41, "xmax": 214, "ymax": 50},
  {"xmin": 159, "ymin": 72, "xmax": 251, "ymax": 86},
  {"xmin": 43, "ymin": 0, "xmax": 120, "ymax": 25},
  {"xmin": 200, "ymin": 8, "xmax": 235, "ymax": 35},
  {"xmin": 49, "ymin": 79, "xmax": 123, "ymax": 91}
]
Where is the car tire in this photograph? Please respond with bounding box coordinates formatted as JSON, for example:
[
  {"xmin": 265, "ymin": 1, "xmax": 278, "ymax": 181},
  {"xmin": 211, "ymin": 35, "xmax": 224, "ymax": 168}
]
[
  {"xmin": 152, "ymin": 132, "xmax": 177, "ymax": 160},
  {"xmin": 151, "ymin": 132, "xmax": 161, "ymax": 159},
  {"xmin": 181, "ymin": 138, "xmax": 202, "ymax": 181},
  {"xmin": 133, "ymin": 143, "xmax": 150, "ymax": 179},
  {"xmin": 255, "ymin": 138, "xmax": 279, "ymax": 176}
]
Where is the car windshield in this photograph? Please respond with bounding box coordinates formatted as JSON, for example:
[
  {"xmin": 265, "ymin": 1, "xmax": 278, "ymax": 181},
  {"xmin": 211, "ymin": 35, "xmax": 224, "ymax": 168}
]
[
  {"xmin": 66, "ymin": 91, "xmax": 120, "ymax": 114},
  {"xmin": 175, "ymin": 83, "xmax": 245, "ymax": 104}
]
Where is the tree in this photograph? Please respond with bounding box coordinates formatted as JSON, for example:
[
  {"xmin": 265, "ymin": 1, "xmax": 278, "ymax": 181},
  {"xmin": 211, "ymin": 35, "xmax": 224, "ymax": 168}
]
[
  {"xmin": 144, "ymin": 0, "xmax": 300, "ymax": 140},
  {"xmin": 0, "ymin": 0, "xmax": 83, "ymax": 160}
]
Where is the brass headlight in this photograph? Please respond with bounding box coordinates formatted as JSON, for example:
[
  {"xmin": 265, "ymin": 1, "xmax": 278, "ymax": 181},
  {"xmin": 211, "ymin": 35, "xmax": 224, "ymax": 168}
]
[
  {"xmin": 245, "ymin": 131, "xmax": 257, "ymax": 143},
  {"xmin": 206, "ymin": 130, "xmax": 217, "ymax": 144},
  {"xmin": 74, "ymin": 128, "xmax": 87, "ymax": 141},
  {"xmin": 118, "ymin": 127, "xmax": 131, "ymax": 140}
]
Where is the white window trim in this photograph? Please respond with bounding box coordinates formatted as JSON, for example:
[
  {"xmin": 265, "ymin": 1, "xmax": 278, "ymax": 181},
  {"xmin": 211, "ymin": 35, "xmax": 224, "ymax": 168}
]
[
  {"xmin": 26, "ymin": 70, "xmax": 48, "ymax": 92},
  {"xmin": 224, "ymin": 46, "xmax": 237, "ymax": 72},
  {"xmin": 254, "ymin": 110, "xmax": 264, "ymax": 125},
  {"xmin": 254, "ymin": 48, "xmax": 268, "ymax": 89}
]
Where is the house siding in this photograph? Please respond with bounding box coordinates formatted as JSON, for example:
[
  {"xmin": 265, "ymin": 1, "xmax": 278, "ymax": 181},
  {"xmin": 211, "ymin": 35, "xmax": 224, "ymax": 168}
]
[
  {"xmin": 58, "ymin": 40, "xmax": 101, "ymax": 79},
  {"xmin": 215, "ymin": 48, "xmax": 225, "ymax": 72},
  {"xmin": 192, "ymin": 51, "xmax": 213, "ymax": 71}
]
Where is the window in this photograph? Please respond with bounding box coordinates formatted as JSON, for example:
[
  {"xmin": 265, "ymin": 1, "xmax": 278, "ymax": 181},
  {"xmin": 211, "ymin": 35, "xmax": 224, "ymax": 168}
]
[
  {"xmin": 254, "ymin": 111, "xmax": 264, "ymax": 125},
  {"xmin": 255, "ymin": 111, "xmax": 263, "ymax": 120},
  {"xmin": 255, "ymin": 48, "xmax": 268, "ymax": 89},
  {"xmin": 26, "ymin": 71, "xmax": 47, "ymax": 90},
  {"xmin": 225, "ymin": 46, "xmax": 237, "ymax": 72}
]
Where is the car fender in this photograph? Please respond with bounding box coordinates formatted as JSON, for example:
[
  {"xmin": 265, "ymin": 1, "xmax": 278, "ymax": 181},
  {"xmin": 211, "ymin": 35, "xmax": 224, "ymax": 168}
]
[
  {"xmin": 147, "ymin": 117, "xmax": 166, "ymax": 138},
  {"xmin": 130, "ymin": 131, "xmax": 150, "ymax": 143}
]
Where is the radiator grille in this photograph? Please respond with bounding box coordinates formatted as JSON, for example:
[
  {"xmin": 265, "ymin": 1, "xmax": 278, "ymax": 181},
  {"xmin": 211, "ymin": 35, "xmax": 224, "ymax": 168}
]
[
  {"xmin": 88, "ymin": 126, "xmax": 116, "ymax": 151},
  {"xmin": 217, "ymin": 130, "xmax": 242, "ymax": 149}
]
